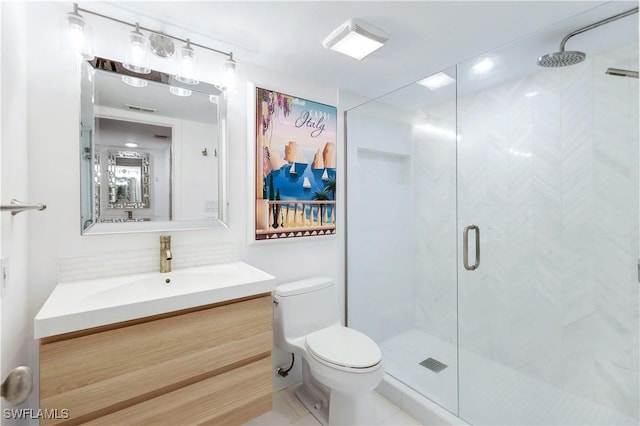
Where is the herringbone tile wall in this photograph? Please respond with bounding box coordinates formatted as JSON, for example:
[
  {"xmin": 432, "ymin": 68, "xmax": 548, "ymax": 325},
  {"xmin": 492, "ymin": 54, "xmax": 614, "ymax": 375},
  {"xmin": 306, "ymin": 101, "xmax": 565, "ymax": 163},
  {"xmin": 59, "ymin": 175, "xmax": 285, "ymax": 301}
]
[{"xmin": 412, "ymin": 43, "xmax": 639, "ymax": 418}]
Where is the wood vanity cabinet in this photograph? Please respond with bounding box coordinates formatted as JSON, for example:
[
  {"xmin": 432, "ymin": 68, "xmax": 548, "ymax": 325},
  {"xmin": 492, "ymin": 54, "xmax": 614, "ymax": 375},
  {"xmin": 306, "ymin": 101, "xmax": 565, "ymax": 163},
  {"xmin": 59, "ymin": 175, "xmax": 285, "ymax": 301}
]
[{"xmin": 39, "ymin": 294, "xmax": 273, "ymax": 425}]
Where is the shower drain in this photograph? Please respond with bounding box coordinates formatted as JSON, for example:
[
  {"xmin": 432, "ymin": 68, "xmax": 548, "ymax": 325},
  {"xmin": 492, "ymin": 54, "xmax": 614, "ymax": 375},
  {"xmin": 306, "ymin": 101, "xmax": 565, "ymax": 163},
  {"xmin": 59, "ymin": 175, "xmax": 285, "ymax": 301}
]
[{"xmin": 419, "ymin": 357, "xmax": 448, "ymax": 373}]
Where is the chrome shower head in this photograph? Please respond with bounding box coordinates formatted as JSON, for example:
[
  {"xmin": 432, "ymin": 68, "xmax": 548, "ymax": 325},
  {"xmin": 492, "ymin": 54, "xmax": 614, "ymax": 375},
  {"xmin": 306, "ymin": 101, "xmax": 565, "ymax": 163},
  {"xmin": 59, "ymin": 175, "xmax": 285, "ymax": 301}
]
[
  {"xmin": 537, "ymin": 50, "xmax": 586, "ymax": 67},
  {"xmin": 537, "ymin": 7, "xmax": 638, "ymax": 68}
]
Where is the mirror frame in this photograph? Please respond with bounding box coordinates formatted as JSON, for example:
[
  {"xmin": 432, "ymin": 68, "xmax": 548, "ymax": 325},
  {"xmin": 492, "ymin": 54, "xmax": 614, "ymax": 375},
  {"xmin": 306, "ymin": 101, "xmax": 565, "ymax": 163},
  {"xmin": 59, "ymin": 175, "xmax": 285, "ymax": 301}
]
[
  {"xmin": 106, "ymin": 150, "xmax": 151, "ymax": 209},
  {"xmin": 80, "ymin": 57, "xmax": 229, "ymax": 235}
]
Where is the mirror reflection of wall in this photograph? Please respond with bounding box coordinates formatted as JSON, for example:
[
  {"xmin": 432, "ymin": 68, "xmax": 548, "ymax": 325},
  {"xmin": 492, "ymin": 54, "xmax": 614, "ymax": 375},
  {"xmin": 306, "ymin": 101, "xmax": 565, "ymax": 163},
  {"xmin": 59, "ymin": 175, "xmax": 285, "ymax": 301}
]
[
  {"xmin": 95, "ymin": 117, "xmax": 171, "ymax": 222},
  {"xmin": 80, "ymin": 57, "xmax": 227, "ymax": 234}
]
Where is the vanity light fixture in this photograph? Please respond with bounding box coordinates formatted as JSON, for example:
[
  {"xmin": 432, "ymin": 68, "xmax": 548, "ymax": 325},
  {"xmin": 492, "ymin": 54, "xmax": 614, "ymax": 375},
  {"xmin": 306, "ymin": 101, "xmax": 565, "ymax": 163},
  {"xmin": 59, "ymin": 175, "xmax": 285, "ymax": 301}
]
[
  {"xmin": 65, "ymin": 3, "xmax": 93, "ymax": 59},
  {"xmin": 123, "ymin": 23, "xmax": 151, "ymax": 75},
  {"xmin": 322, "ymin": 19, "xmax": 388, "ymax": 60},
  {"xmin": 222, "ymin": 53, "xmax": 237, "ymax": 87},
  {"xmin": 67, "ymin": 4, "xmax": 238, "ymax": 87},
  {"xmin": 175, "ymin": 39, "xmax": 199, "ymax": 85},
  {"xmin": 417, "ymin": 72, "xmax": 456, "ymax": 90}
]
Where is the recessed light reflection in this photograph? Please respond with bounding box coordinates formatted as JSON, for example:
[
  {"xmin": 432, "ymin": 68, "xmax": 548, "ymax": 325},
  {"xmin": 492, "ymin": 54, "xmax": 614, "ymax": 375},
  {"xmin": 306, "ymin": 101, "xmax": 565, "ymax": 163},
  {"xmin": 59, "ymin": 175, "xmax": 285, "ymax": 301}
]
[
  {"xmin": 472, "ymin": 58, "xmax": 494, "ymax": 74},
  {"xmin": 121, "ymin": 75, "xmax": 148, "ymax": 88},
  {"xmin": 169, "ymin": 86, "xmax": 192, "ymax": 97},
  {"xmin": 509, "ymin": 148, "xmax": 531, "ymax": 158},
  {"xmin": 417, "ymin": 72, "xmax": 456, "ymax": 90},
  {"xmin": 125, "ymin": 142, "xmax": 138, "ymax": 148},
  {"xmin": 525, "ymin": 91, "xmax": 539, "ymax": 97}
]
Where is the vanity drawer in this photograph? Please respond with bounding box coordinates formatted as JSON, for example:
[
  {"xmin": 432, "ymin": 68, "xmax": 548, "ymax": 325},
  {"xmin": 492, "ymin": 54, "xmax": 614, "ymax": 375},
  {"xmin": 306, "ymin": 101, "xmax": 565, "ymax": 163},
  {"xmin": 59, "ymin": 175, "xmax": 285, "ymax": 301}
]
[
  {"xmin": 86, "ymin": 356, "xmax": 272, "ymax": 425},
  {"xmin": 40, "ymin": 294, "xmax": 272, "ymax": 425}
]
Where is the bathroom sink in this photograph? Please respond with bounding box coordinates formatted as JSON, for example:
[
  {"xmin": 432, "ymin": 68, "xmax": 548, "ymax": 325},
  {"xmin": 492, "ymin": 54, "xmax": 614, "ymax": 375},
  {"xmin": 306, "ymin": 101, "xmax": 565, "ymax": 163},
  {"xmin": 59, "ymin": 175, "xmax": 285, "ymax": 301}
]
[{"xmin": 34, "ymin": 261, "xmax": 275, "ymax": 338}]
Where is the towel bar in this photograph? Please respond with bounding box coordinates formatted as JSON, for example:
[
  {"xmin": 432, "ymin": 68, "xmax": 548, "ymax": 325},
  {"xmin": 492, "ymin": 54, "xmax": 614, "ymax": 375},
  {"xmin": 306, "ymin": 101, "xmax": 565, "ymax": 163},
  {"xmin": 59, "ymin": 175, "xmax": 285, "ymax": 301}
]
[{"xmin": 1, "ymin": 199, "xmax": 47, "ymax": 216}]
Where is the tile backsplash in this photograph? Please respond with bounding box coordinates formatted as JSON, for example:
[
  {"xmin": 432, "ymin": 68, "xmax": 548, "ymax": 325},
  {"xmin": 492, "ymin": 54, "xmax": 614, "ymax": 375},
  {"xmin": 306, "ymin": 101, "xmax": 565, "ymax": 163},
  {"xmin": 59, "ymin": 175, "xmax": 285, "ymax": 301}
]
[{"xmin": 58, "ymin": 242, "xmax": 240, "ymax": 282}]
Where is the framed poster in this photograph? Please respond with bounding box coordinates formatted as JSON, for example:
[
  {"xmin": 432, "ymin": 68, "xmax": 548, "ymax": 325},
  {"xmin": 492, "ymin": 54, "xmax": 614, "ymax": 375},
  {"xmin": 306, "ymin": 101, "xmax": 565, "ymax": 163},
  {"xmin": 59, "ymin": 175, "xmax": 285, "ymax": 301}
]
[{"xmin": 254, "ymin": 87, "xmax": 337, "ymax": 241}]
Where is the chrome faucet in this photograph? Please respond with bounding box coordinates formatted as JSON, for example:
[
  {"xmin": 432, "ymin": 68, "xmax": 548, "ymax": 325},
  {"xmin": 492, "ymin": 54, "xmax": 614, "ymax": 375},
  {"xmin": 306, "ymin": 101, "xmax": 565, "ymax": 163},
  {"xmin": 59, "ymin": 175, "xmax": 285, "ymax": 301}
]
[{"xmin": 160, "ymin": 235, "xmax": 172, "ymax": 273}]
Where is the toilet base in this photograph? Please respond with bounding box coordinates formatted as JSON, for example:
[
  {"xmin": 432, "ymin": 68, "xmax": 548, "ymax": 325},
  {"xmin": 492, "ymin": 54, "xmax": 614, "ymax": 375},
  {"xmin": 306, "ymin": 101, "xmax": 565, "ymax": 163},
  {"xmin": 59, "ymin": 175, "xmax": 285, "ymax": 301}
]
[
  {"xmin": 295, "ymin": 358, "xmax": 378, "ymax": 425},
  {"xmin": 295, "ymin": 385, "xmax": 329, "ymax": 425}
]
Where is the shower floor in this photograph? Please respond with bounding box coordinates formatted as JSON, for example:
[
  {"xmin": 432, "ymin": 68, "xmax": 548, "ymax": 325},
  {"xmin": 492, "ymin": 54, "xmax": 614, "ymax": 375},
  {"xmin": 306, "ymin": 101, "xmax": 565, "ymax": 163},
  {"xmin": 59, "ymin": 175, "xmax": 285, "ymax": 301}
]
[{"xmin": 379, "ymin": 329, "xmax": 638, "ymax": 425}]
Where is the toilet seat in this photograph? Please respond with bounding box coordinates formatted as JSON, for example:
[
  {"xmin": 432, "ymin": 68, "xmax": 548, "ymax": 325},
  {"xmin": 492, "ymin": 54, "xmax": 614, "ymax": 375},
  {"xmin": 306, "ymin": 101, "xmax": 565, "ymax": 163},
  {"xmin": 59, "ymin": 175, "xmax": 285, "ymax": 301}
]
[{"xmin": 305, "ymin": 325, "xmax": 382, "ymax": 370}]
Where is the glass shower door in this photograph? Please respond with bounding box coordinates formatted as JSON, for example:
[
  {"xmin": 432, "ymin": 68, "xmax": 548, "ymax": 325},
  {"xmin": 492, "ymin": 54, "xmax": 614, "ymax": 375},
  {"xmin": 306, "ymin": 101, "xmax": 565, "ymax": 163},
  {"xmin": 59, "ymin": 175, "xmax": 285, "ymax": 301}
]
[
  {"xmin": 456, "ymin": 6, "xmax": 639, "ymax": 424},
  {"xmin": 346, "ymin": 67, "xmax": 459, "ymax": 415}
]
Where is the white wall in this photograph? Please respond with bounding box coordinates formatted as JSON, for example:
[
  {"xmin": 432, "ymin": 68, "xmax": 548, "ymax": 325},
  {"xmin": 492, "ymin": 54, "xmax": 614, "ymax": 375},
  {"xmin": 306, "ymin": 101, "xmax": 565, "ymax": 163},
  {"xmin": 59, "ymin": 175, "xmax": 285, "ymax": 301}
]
[
  {"xmin": 175, "ymin": 119, "xmax": 218, "ymax": 220},
  {"xmin": 1, "ymin": 1, "xmax": 33, "ymax": 421},
  {"xmin": 23, "ymin": 1, "xmax": 342, "ymax": 399}
]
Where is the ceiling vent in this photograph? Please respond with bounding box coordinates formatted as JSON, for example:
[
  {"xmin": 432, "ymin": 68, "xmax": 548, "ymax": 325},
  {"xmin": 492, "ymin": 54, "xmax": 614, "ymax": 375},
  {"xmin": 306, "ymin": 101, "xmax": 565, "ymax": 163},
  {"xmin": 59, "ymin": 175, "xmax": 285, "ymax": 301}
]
[{"xmin": 126, "ymin": 104, "xmax": 157, "ymax": 113}]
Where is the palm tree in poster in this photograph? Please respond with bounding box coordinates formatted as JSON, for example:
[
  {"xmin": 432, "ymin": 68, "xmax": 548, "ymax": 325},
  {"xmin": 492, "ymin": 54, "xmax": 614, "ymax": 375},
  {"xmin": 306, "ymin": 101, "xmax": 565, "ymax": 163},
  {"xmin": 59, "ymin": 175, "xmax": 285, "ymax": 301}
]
[
  {"xmin": 312, "ymin": 190, "xmax": 331, "ymax": 226},
  {"xmin": 324, "ymin": 177, "xmax": 336, "ymax": 198}
]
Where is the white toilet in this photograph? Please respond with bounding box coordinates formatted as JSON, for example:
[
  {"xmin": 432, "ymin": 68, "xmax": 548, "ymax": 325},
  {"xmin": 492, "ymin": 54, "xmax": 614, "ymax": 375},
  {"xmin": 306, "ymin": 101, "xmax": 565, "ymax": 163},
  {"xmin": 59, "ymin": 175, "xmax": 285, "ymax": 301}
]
[{"xmin": 273, "ymin": 277, "xmax": 384, "ymax": 425}]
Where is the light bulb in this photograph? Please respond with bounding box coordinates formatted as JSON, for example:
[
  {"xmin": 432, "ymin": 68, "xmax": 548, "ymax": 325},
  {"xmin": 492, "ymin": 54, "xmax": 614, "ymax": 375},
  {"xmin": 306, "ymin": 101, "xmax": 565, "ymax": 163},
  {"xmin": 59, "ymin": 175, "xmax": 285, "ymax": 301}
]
[
  {"xmin": 65, "ymin": 4, "xmax": 93, "ymax": 59},
  {"xmin": 222, "ymin": 55, "xmax": 236, "ymax": 88},
  {"xmin": 123, "ymin": 23, "xmax": 150, "ymax": 74},
  {"xmin": 175, "ymin": 40, "xmax": 198, "ymax": 85}
]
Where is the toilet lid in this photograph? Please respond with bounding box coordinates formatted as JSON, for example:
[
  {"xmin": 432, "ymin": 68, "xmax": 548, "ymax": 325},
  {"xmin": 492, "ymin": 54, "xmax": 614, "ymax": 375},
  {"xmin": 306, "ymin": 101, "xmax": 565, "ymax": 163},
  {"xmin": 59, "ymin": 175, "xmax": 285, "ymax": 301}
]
[{"xmin": 305, "ymin": 326, "xmax": 381, "ymax": 369}]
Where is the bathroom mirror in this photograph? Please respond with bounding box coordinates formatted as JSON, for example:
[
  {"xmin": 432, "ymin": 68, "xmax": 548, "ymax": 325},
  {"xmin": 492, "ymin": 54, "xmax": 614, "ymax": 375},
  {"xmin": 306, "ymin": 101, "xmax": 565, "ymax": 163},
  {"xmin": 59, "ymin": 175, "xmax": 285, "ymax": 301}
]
[
  {"xmin": 80, "ymin": 57, "xmax": 228, "ymax": 234},
  {"xmin": 107, "ymin": 150, "xmax": 150, "ymax": 208}
]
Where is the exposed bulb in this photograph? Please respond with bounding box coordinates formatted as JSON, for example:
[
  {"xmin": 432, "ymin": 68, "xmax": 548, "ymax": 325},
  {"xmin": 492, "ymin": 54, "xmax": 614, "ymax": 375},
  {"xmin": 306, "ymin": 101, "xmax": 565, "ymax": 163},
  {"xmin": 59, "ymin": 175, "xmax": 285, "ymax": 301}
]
[
  {"xmin": 65, "ymin": 4, "xmax": 93, "ymax": 59},
  {"xmin": 176, "ymin": 40, "xmax": 199, "ymax": 85},
  {"xmin": 123, "ymin": 23, "xmax": 150, "ymax": 74},
  {"xmin": 222, "ymin": 54, "xmax": 237, "ymax": 88}
]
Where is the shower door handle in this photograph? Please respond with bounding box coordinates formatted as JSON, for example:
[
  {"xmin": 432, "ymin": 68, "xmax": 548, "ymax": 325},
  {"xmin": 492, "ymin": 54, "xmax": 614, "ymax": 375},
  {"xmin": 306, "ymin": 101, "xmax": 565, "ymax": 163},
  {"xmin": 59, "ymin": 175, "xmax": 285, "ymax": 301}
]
[{"xmin": 463, "ymin": 225, "xmax": 480, "ymax": 271}]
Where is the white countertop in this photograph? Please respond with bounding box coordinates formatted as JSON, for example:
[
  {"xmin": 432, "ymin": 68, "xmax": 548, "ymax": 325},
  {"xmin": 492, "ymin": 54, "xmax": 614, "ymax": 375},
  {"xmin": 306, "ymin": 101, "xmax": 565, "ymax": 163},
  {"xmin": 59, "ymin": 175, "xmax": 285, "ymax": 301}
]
[{"xmin": 34, "ymin": 261, "xmax": 276, "ymax": 339}]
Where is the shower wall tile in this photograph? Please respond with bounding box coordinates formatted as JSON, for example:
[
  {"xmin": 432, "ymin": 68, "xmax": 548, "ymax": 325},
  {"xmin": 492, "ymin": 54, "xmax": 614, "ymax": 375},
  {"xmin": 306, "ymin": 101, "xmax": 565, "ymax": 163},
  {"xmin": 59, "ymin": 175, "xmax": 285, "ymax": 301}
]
[
  {"xmin": 347, "ymin": 113, "xmax": 416, "ymax": 343},
  {"xmin": 412, "ymin": 106, "xmax": 458, "ymax": 344},
  {"xmin": 417, "ymin": 43, "xmax": 638, "ymax": 418}
]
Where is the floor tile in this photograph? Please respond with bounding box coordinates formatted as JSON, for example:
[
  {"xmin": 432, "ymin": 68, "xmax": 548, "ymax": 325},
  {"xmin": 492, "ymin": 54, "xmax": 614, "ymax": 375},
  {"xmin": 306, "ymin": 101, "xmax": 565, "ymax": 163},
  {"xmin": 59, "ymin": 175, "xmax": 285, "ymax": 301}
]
[
  {"xmin": 291, "ymin": 413, "xmax": 322, "ymax": 425},
  {"xmin": 374, "ymin": 390, "xmax": 401, "ymax": 423},
  {"xmin": 381, "ymin": 410, "xmax": 423, "ymax": 425},
  {"xmin": 245, "ymin": 384, "xmax": 424, "ymax": 425}
]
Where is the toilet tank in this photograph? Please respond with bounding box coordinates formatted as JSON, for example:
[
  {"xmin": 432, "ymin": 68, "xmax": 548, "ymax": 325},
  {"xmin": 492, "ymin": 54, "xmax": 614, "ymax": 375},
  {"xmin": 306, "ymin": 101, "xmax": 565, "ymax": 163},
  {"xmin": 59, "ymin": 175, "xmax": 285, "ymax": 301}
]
[{"xmin": 273, "ymin": 277, "xmax": 340, "ymax": 351}]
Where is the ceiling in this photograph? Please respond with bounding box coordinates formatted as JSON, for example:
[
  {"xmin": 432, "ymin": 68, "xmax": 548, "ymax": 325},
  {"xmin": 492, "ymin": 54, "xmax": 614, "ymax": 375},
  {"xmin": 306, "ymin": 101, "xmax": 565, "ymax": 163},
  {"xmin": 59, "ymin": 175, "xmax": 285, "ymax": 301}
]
[
  {"xmin": 92, "ymin": 1, "xmax": 638, "ymax": 100},
  {"xmin": 94, "ymin": 66, "xmax": 220, "ymax": 123}
]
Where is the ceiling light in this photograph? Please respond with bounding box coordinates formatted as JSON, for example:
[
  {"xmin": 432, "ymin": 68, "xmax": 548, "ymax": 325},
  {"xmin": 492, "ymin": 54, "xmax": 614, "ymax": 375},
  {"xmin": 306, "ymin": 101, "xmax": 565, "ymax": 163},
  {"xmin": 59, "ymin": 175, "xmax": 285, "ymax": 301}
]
[
  {"xmin": 121, "ymin": 75, "xmax": 148, "ymax": 88},
  {"xmin": 322, "ymin": 19, "xmax": 387, "ymax": 60},
  {"xmin": 125, "ymin": 142, "xmax": 138, "ymax": 148},
  {"xmin": 169, "ymin": 86, "xmax": 192, "ymax": 97},
  {"xmin": 176, "ymin": 39, "xmax": 199, "ymax": 85},
  {"xmin": 417, "ymin": 72, "xmax": 456, "ymax": 90},
  {"xmin": 525, "ymin": 91, "xmax": 539, "ymax": 97},
  {"xmin": 472, "ymin": 58, "xmax": 494, "ymax": 74},
  {"xmin": 123, "ymin": 23, "xmax": 151, "ymax": 75},
  {"xmin": 65, "ymin": 3, "xmax": 93, "ymax": 59}
]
